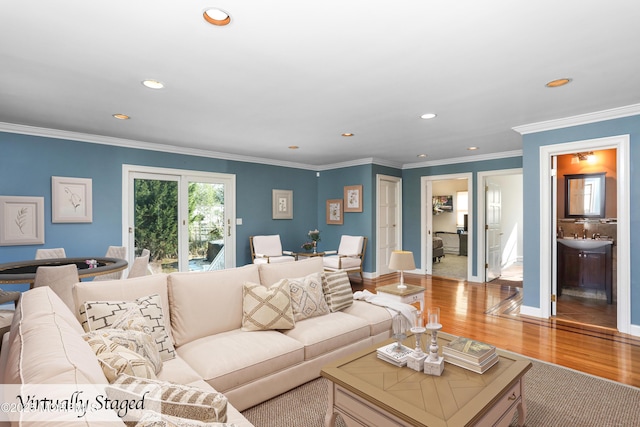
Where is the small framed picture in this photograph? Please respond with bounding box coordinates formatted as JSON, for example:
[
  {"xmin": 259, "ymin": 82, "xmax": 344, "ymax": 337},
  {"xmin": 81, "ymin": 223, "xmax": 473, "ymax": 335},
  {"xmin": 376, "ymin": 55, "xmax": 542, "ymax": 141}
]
[
  {"xmin": 344, "ymin": 185, "xmax": 363, "ymax": 213},
  {"xmin": 0, "ymin": 196, "xmax": 45, "ymax": 246},
  {"xmin": 326, "ymin": 199, "xmax": 343, "ymax": 225},
  {"xmin": 52, "ymin": 176, "xmax": 93, "ymax": 223},
  {"xmin": 272, "ymin": 189, "xmax": 293, "ymax": 219}
]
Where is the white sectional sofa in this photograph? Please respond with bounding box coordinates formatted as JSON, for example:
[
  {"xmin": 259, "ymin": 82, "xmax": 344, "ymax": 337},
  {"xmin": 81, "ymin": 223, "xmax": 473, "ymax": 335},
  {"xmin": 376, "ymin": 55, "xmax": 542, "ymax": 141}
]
[{"xmin": 0, "ymin": 257, "xmax": 394, "ymax": 426}]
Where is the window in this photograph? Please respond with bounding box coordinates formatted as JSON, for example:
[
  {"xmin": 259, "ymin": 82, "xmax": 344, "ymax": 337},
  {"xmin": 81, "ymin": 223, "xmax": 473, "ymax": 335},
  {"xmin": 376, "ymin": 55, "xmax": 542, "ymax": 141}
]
[{"xmin": 456, "ymin": 191, "xmax": 468, "ymax": 229}]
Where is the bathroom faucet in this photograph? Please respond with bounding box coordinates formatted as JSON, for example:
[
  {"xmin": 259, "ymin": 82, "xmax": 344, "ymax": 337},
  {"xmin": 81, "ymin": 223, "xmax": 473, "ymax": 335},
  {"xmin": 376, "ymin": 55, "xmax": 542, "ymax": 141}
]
[
  {"xmin": 592, "ymin": 233, "xmax": 600, "ymax": 239},
  {"xmin": 583, "ymin": 229, "xmax": 587, "ymax": 239}
]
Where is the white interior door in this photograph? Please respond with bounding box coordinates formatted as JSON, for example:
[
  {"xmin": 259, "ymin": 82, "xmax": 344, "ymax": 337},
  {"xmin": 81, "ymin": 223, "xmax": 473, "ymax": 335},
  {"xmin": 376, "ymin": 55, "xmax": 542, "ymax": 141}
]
[
  {"xmin": 377, "ymin": 175, "xmax": 401, "ymax": 276},
  {"xmin": 486, "ymin": 180, "xmax": 502, "ymax": 281}
]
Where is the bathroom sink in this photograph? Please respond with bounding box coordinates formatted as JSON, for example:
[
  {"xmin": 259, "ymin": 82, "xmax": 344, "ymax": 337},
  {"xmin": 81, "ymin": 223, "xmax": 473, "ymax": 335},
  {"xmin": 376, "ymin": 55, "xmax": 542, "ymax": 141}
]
[{"xmin": 557, "ymin": 238, "xmax": 613, "ymax": 250}]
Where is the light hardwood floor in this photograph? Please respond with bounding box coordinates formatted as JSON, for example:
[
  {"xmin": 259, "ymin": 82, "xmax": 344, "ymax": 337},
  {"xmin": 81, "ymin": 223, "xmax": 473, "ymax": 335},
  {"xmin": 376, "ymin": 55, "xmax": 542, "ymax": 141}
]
[{"xmin": 353, "ymin": 273, "xmax": 640, "ymax": 388}]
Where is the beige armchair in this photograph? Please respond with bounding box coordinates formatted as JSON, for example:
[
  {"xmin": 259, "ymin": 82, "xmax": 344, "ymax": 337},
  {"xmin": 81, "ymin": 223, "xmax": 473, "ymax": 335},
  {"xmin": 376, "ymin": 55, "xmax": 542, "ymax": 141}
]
[
  {"xmin": 33, "ymin": 264, "xmax": 78, "ymax": 311},
  {"xmin": 93, "ymin": 246, "xmax": 127, "ymax": 281},
  {"xmin": 250, "ymin": 235, "xmax": 295, "ymax": 264},
  {"xmin": 323, "ymin": 235, "xmax": 367, "ymax": 279},
  {"xmin": 35, "ymin": 248, "xmax": 66, "ymax": 259},
  {"xmin": 127, "ymin": 248, "xmax": 151, "ymax": 278}
]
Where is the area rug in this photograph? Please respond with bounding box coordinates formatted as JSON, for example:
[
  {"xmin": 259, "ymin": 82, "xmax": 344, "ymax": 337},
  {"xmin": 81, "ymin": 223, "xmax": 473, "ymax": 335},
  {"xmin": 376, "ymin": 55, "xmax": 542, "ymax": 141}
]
[
  {"xmin": 241, "ymin": 358, "xmax": 640, "ymax": 427},
  {"xmin": 432, "ymin": 254, "xmax": 467, "ymax": 280}
]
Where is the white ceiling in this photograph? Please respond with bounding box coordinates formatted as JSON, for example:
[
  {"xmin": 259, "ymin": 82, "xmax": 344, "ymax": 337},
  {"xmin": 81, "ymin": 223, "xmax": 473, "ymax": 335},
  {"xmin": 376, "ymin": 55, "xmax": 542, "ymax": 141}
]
[{"xmin": 2, "ymin": 1, "xmax": 640, "ymax": 167}]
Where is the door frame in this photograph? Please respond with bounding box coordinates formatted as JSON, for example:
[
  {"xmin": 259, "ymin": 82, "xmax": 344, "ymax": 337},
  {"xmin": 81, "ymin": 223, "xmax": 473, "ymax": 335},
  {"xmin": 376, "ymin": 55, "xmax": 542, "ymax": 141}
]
[
  {"xmin": 376, "ymin": 174, "xmax": 402, "ymax": 278},
  {"xmin": 538, "ymin": 135, "xmax": 630, "ymax": 333},
  {"xmin": 476, "ymin": 168, "xmax": 523, "ymax": 282},
  {"xmin": 421, "ymin": 173, "xmax": 475, "ymax": 280},
  {"xmin": 122, "ymin": 164, "xmax": 236, "ymax": 271}
]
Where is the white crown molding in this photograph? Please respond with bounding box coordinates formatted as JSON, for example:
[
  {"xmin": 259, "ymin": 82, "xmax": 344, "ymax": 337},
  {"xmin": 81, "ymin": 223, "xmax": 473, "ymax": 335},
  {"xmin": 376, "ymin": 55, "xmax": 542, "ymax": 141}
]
[
  {"xmin": 402, "ymin": 150, "xmax": 523, "ymax": 169},
  {"xmin": 318, "ymin": 157, "xmax": 402, "ymax": 171},
  {"xmin": 513, "ymin": 103, "xmax": 640, "ymax": 135}
]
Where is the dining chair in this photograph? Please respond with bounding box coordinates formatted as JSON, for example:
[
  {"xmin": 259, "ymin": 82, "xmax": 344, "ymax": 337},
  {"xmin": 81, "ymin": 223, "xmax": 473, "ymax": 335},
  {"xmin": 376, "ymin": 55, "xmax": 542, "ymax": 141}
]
[
  {"xmin": 249, "ymin": 235, "xmax": 295, "ymax": 264},
  {"xmin": 33, "ymin": 264, "xmax": 79, "ymax": 311},
  {"xmin": 93, "ymin": 246, "xmax": 127, "ymax": 281},
  {"xmin": 323, "ymin": 235, "xmax": 367, "ymax": 279},
  {"xmin": 127, "ymin": 249, "xmax": 151, "ymax": 278},
  {"xmin": 35, "ymin": 248, "xmax": 66, "ymax": 260}
]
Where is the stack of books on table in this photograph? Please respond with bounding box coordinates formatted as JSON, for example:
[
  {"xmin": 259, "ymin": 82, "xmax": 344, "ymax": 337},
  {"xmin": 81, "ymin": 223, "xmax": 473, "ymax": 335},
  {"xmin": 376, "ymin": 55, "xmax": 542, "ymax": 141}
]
[
  {"xmin": 443, "ymin": 336, "xmax": 499, "ymax": 374},
  {"xmin": 376, "ymin": 342, "xmax": 414, "ymax": 367}
]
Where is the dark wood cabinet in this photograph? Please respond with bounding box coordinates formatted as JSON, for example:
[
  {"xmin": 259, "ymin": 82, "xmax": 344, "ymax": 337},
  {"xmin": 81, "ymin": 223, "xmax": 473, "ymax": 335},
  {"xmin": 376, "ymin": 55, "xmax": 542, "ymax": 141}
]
[{"xmin": 557, "ymin": 243, "xmax": 612, "ymax": 304}]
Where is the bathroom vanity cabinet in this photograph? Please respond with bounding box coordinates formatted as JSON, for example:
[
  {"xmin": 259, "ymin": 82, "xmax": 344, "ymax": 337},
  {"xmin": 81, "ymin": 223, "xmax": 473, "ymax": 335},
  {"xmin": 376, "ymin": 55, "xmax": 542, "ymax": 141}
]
[{"xmin": 557, "ymin": 242, "xmax": 612, "ymax": 304}]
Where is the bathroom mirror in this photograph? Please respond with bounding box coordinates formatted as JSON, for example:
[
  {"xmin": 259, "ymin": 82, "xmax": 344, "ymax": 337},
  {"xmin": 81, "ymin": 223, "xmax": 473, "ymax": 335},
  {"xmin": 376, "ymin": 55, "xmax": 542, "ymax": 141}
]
[{"xmin": 565, "ymin": 172, "xmax": 606, "ymax": 218}]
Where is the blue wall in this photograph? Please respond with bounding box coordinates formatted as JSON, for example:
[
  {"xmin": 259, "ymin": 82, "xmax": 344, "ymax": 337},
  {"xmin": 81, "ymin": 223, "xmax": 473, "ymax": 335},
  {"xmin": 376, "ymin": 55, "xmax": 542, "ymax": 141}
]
[
  {"xmin": 522, "ymin": 115, "xmax": 640, "ymax": 325},
  {"xmin": 401, "ymin": 157, "xmax": 523, "ymax": 275},
  {"xmin": 0, "ymin": 132, "xmax": 318, "ymax": 288}
]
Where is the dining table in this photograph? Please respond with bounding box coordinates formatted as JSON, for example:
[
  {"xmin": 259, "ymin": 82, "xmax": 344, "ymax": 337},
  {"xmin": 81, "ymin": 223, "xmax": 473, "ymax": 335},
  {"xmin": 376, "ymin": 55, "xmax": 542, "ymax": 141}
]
[{"xmin": 0, "ymin": 257, "xmax": 128, "ymax": 286}]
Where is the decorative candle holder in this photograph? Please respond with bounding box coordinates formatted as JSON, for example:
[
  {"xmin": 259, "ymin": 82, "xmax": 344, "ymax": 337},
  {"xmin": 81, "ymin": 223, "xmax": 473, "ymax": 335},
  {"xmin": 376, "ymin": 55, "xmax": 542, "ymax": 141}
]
[
  {"xmin": 423, "ymin": 307, "xmax": 445, "ymax": 376},
  {"xmin": 391, "ymin": 312, "xmax": 407, "ymax": 351},
  {"xmin": 407, "ymin": 310, "xmax": 427, "ymax": 371}
]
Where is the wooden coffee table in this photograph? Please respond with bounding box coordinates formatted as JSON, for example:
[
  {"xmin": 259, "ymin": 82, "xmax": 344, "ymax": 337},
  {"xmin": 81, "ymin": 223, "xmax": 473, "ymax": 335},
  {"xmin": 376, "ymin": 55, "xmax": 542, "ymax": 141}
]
[{"xmin": 321, "ymin": 333, "xmax": 531, "ymax": 427}]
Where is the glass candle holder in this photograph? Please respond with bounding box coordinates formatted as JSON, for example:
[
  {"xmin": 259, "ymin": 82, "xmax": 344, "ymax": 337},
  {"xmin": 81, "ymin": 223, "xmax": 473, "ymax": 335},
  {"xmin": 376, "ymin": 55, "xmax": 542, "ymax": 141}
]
[{"xmin": 427, "ymin": 307, "xmax": 440, "ymax": 327}]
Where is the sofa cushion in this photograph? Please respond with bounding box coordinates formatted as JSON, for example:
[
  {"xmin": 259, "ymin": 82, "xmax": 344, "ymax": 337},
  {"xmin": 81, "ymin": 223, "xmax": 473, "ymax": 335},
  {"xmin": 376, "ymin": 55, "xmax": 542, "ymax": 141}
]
[
  {"xmin": 176, "ymin": 329, "xmax": 304, "ymax": 393},
  {"xmin": 257, "ymin": 257, "xmax": 324, "ymax": 286},
  {"xmin": 168, "ymin": 264, "xmax": 260, "ymax": 346},
  {"xmin": 107, "ymin": 374, "xmax": 228, "ymax": 424},
  {"xmin": 79, "ymin": 293, "xmax": 176, "ymax": 361},
  {"xmin": 3, "ymin": 287, "xmax": 109, "ymax": 386},
  {"xmin": 242, "ymin": 280, "xmax": 295, "ymax": 331},
  {"xmin": 341, "ymin": 300, "xmax": 393, "ymax": 337},
  {"xmin": 288, "ymin": 273, "xmax": 329, "ymax": 321},
  {"xmin": 282, "ymin": 311, "xmax": 370, "ymax": 360},
  {"xmin": 322, "ymin": 271, "xmax": 354, "ymax": 312},
  {"xmin": 84, "ymin": 333, "xmax": 157, "ymax": 382}
]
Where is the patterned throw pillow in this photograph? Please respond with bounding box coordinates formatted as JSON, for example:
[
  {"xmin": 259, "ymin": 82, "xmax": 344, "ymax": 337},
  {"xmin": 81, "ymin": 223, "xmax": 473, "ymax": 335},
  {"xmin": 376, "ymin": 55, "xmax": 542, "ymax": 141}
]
[
  {"xmin": 83, "ymin": 328, "xmax": 162, "ymax": 374},
  {"xmin": 79, "ymin": 294, "xmax": 176, "ymax": 361},
  {"xmin": 107, "ymin": 374, "xmax": 228, "ymax": 424},
  {"xmin": 242, "ymin": 279, "xmax": 295, "ymax": 331},
  {"xmin": 322, "ymin": 271, "xmax": 354, "ymax": 312},
  {"xmin": 84, "ymin": 334, "xmax": 157, "ymax": 383},
  {"xmin": 288, "ymin": 273, "xmax": 330, "ymax": 321},
  {"xmin": 135, "ymin": 410, "xmax": 237, "ymax": 427}
]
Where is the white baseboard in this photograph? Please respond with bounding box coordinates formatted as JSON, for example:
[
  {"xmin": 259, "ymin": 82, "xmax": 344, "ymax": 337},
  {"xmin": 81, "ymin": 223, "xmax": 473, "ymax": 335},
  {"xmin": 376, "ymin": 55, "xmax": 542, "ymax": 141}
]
[
  {"xmin": 628, "ymin": 323, "xmax": 640, "ymax": 338},
  {"xmin": 520, "ymin": 305, "xmax": 543, "ymax": 318}
]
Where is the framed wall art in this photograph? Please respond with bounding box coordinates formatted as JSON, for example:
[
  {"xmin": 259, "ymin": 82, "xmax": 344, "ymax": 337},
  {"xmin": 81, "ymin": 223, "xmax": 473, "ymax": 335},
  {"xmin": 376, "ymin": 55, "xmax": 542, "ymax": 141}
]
[
  {"xmin": 344, "ymin": 184, "xmax": 363, "ymax": 213},
  {"xmin": 272, "ymin": 189, "xmax": 293, "ymax": 219},
  {"xmin": 52, "ymin": 176, "xmax": 93, "ymax": 223},
  {"xmin": 326, "ymin": 199, "xmax": 343, "ymax": 225},
  {"xmin": 0, "ymin": 196, "xmax": 45, "ymax": 246}
]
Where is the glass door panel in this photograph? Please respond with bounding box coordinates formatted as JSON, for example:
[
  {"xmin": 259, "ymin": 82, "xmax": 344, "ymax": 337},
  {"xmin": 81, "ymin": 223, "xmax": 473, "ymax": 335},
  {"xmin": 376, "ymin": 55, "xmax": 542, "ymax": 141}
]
[{"xmin": 187, "ymin": 181, "xmax": 225, "ymax": 271}]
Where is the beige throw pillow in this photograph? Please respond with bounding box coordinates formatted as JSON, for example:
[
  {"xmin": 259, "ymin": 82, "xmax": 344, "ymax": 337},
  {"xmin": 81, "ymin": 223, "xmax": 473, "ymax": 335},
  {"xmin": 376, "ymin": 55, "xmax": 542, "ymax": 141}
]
[
  {"xmin": 242, "ymin": 279, "xmax": 295, "ymax": 331},
  {"xmin": 79, "ymin": 293, "xmax": 176, "ymax": 361},
  {"xmin": 107, "ymin": 374, "xmax": 228, "ymax": 424},
  {"xmin": 84, "ymin": 334, "xmax": 157, "ymax": 383},
  {"xmin": 322, "ymin": 271, "xmax": 354, "ymax": 312},
  {"xmin": 288, "ymin": 273, "xmax": 329, "ymax": 321},
  {"xmin": 135, "ymin": 410, "xmax": 237, "ymax": 427},
  {"xmin": 83, "ymin": 328, "xmax": 162, "ymax": 374}
]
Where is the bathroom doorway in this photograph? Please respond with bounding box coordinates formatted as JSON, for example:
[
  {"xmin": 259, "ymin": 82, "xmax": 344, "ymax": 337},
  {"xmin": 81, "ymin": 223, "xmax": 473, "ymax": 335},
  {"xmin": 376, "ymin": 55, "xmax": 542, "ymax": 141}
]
[{"xmin": 540, "ymin": 136, "xmax": 630, "ymax": 334}]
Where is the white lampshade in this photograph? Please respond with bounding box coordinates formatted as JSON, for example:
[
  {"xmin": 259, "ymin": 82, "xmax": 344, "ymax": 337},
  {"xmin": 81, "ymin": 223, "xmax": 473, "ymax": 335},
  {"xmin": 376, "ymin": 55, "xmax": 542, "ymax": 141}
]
[{"xmin": 389, "ymin": 251, "xmax": 416, "ymax": 271}]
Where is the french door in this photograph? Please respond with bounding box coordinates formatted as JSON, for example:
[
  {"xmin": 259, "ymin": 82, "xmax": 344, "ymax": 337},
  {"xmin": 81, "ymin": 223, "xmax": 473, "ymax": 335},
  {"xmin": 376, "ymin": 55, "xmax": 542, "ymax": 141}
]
[{"xmin": 123, "ymin": 165, "xmax": 236, "ymax": 273}]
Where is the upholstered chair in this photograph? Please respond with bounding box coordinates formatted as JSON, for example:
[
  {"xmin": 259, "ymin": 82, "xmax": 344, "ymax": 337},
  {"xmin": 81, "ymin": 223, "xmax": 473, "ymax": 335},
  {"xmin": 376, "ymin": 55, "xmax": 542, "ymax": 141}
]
[
  {"xmin": 33, "ymin": 264, "xmax": 78, "ymax": 311},
  {"xmin": 93, "ymin": 246, "xmax": 127, "ymax": 281},
  {"xmin": 323, "ymin": 235, "xmax": 367, "ymax": 279},
  {"xmin": 35, "ymin": 248, "xmax": 66, "ymax": 259},
  {"xmin": 127, "ymin": 248, "xmax": 151, "ymax": 278},
  {"xmin": 250, "ymin": 235, "xmax": 295, "ymax": 264}
]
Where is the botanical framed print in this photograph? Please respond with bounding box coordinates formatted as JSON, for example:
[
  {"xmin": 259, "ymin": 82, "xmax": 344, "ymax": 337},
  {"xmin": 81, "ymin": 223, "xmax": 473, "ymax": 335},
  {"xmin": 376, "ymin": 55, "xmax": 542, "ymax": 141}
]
[
  {"xmin": 344, "ymin": 185, "xmax": 363, "ymax": 213},
  {"xmin": 52, "ymin": 176, "xmax": 93, "ymax": 223},
  {"xmin": 0, "ymin": 196, "xmax": 45, "ymax": 245},
  {"xmin": 272, "ymin": 189, "xmax": 293, "ymax": 219},
  {"xmin": 326, "ymin": 199, "xmax": 343, "ymax": 225}
]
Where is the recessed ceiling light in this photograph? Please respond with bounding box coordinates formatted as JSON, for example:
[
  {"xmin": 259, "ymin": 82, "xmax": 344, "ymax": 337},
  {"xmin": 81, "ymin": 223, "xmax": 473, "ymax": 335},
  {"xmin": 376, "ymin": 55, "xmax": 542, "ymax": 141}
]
[
  {"xmin": 546, "ymin": 78, "xmax": 572, "ymax": 88},
  {"xmin": 417, "ymin": 154, "xmax": 428, "ymax": 158},
  {"xmin": 288, "ymin": 145, "xmax": 299, "ymax": 150},
  {"xmin": 203, "ymin": 8, "xmax": 231, "ymax": 26},
  {"xmin": 420, "ymin": 113, "xmax": 437, "ymax": 119},
  {"xmin": 113, "ymin": 114, "xmax": 130, "ymax": 120},
  {"xmin": 142, "ymin": 80, "xmax": 164, "ymax": 89},
  {"xmin": 342, "ymin": 133, "xmax": 354, "ymax": 137},
  {"xmin": 467, "ymin": 146, "xmax": 478, "ymax": 151}
]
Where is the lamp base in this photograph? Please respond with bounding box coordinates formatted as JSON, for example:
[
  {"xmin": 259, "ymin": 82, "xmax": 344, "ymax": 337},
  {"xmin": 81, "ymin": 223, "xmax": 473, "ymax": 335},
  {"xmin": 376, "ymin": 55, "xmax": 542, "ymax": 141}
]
[
  {"xmin": 424, "ymin": 356, "xmax": 445, "ymax": 376},
  {"xmin": 397, "ymin": 283, "xmax": 407, "ymax": 290}
]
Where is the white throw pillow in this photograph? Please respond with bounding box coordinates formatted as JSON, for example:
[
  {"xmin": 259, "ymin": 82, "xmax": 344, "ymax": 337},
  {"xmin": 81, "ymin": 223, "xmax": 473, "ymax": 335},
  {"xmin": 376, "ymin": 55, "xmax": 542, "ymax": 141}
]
[{"xmin": 288, "ymin": 272, "xmax": 330, "ymax": 321}]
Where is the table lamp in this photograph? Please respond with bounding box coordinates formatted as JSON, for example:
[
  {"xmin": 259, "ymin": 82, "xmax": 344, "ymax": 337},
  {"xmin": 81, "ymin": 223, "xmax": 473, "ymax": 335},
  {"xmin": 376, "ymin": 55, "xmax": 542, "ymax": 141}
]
[{"xmin": 388, "ymin": 250, "xmax": 415, "ymax": 290}]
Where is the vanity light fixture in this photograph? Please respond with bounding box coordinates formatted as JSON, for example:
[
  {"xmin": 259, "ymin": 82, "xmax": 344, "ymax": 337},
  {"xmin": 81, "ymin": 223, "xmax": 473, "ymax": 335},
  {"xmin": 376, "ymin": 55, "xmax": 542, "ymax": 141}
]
[
  {"xmin": 420, "ymin": 113, "xmax": 437, "ymax": 119},
  {"xmin": 203, "ymin": 8, "xmax": 231, "ymax": 26},
  {"xmin": 546, "ymin": 78, "xmax": 572, "ymax": 88},
  {"xmin": 571, "ymin": 151, "xmax": 595, "ymax": 164},
  {"xmin": 142, "ymin": 80, "xmax": 164, "ymax": 89},
  {"xmin": 112, "ymin": 114, "xmax": 130, "ymax": 120}
]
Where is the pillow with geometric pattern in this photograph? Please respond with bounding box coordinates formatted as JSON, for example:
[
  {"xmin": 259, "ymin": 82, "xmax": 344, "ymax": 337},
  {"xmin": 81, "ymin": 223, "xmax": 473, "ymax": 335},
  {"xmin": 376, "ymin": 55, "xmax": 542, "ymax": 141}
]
[
  {"xmin": 83, "ymin": 334, "xmax": 157, "ymax": 383},
  {"xmin": 83, "ymin": 327, "xmax": 162, "ymax": 374},
  {"xmin": 288, "ymin": 272, "xmax": 330, "ymax": 321},
  {"xmin": 79, "ymin": 293, "xmax": 176, "ymax": 361},
  {"xmin": 242, "ymin": 279, "xmax": 295, "ymax": 331}
]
